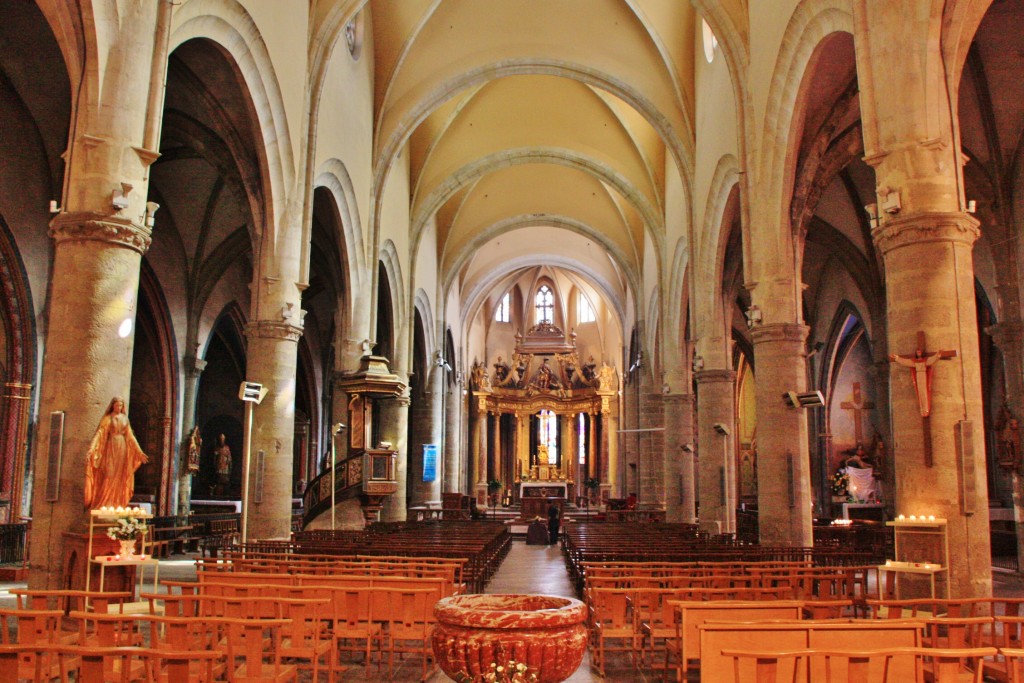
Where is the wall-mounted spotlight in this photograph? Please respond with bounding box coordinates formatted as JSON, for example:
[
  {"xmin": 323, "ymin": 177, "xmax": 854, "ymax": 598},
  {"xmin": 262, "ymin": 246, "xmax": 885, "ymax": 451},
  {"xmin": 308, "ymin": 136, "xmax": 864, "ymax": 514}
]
[
  {"xmin": 628, "ymin": 351, "xmax": 643, "ymax": 373},
  {"xmin": 713, "ymin": 422, "xmax": 730, "ymax": 436},
  {"xmin": 48, "ymin": 200, "xmax": 61, "ymax": 214},
  {"xmin": 434, "ymin": 350, "xmax": 452, "ymax": 372},
  {"xmin": 681, "ymin": 443, "xmax": 695, "ymax": 453},
  {"xmin": 112, "ymin": 182, "xmax": 133, "ymax": 211},
  {"xmin": 144, "ymin": 201, "xmax": 159, "ymax": 227},
  {"xmin": 880, "ymin": 188, "xmax": 902, "ymax": 215},
  {"xmin": 783, "ymin": 390, "xmax": 825, "ymax": 408},
  {"xmin": 744, "ymin": 305, "xmax": 762, "ymax": 329},
  {"xmin": 693, "ymin": 355, "xmax": 705, "ymax": 372},
  {"xmin": 864, "ymin": 203, "xmax": 881, "ymax": 229}
]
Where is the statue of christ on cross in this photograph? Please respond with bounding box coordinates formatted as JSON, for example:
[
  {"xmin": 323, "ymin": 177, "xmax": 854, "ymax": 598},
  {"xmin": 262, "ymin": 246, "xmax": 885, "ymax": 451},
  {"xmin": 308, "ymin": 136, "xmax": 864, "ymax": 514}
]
[{"xmin": 888, "ymin": 331, "xmax": 957, "ymax": 418}]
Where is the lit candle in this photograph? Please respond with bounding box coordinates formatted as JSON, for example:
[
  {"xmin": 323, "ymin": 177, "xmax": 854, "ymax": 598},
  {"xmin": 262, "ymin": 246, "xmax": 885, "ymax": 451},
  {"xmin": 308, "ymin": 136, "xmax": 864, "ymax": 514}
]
[
  {"xmin": 885, "ymin": 560, "xmax": 892, "ymax": 566},
  {"xmin": 909, "ymin": 515, "xmax": 917, "ymax": 521},
  {"xmin": 898, "ymin": 514, "xmax": 905, "ymax": 521},
  {"xmin": 928, "ymin": 515, "xmax": 935, "ymax": 521}
]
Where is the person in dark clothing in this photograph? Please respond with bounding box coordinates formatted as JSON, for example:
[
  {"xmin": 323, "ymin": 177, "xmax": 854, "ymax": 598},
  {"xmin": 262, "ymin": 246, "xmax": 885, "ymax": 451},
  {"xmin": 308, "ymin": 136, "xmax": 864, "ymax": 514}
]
[{"xmin": 547, "ymin": 502, "xmax": 561, "ymax": 545}]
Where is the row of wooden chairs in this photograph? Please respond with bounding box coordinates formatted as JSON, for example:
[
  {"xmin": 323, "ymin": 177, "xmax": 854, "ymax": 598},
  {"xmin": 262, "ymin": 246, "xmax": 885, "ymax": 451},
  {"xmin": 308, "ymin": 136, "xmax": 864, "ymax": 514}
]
[{"xmin": 0, "ymin": 583, "xmax": 439, "ymax": 682}]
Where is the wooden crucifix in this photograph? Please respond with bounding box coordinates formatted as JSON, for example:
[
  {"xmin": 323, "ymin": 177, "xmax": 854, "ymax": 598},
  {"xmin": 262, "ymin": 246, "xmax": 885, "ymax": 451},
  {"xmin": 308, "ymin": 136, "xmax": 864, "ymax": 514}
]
[
  {"xmin": 888, "ymin": 331, "xmax": 958, "ymax": 467},
  {"xmin": 840, "ymin": 382, "xmax": 875, "ymax": 446}
]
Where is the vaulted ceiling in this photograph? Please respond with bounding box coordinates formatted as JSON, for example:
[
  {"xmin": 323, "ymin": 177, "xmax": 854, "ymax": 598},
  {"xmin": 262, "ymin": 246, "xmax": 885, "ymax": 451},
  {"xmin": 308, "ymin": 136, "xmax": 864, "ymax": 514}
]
[{"xmin": 361, "ymin": 0, "xmax": 698, "ymax": 321}]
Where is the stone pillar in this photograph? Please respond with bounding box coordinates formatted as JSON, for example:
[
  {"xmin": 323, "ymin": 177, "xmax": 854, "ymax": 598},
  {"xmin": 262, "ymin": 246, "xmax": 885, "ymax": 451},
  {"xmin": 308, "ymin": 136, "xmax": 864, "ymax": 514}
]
[
  {"xmin": 874, "ymin": 212, "xmax": 991, "ymax": 598},
  {"xmin": 513, "ymin": 413, "xmax": 523, "ymax": 482},
  {"xmin": 695, "ymin": 369, "xmax": 736, "ymax": 535},
  {"xmin": 587, "ymin": 411, "xmax": 598, "ymax": 480},
  {"xmin": 423, "ymin": 364, "xmax": 444, "ymax": 504},
  {"xmin": 26, "ymin": 0, "xmax": 165, "ymax": 589},
  {"xmin": 472, "ymin": 394, "xmax": 489, "ymax": 504},
  {"xmin": 176, "ymin": 355, "xmax": 206, "ymax": 515},
  {"xmin": 379, "ymin": 394, "xmax": 410, "ymax": 522},
  {"xmin": 665, "ymin": 393, "xmax": 696, "ymax": 523},
  {"xmin": 638, "ymin": 385, "xmax": 664, "ymax": 510},
  {"xmin": 750, "ymin": 324, "xmax": 813, "ymax": 547},
  {"xmin": 601, "ymin": 405, "xmax": 618, "ymax": 497},
  {"xmin": 29, "ymin": 216, "xmax": 154, "ymax": 589},
  {"xmin": 243, "ymin": 321, "xmax": 302, "ymax": 540},
  {"xmin": 491, "ymin": 410, "xmax": 502, "ymax": 485},
  {"xmin": 443, "ymin": 377, "xmax": 462, "ymax": 493}
]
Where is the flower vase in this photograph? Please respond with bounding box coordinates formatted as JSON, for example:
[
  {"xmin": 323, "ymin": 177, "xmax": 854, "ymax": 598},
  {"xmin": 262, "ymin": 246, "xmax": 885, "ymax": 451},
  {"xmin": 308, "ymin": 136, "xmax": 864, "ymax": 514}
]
[{"xmin": 117, "ymin": 538, "xmax": 137, "ymax": 559}]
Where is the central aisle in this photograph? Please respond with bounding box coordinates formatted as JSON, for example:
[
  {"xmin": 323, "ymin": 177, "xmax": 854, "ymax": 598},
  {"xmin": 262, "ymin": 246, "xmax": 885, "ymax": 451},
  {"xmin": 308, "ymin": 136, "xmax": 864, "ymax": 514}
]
[{"xmin": 484, "ymin": 541, "xmax": 576, "ymax": 598}]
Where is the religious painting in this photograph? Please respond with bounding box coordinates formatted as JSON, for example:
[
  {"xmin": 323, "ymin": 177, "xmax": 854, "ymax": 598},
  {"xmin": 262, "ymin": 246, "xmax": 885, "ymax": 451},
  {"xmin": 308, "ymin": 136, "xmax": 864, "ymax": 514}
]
[{"xmin": 825, "ymin": 315, "xmax": 884, "ymax": 504}]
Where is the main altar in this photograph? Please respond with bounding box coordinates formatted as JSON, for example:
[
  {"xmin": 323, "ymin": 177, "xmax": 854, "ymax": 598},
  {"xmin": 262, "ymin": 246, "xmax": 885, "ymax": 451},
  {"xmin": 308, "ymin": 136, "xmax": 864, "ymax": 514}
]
[{"xmin": 468, "ymin": 322, "xmax": 619, "ymax": 507}]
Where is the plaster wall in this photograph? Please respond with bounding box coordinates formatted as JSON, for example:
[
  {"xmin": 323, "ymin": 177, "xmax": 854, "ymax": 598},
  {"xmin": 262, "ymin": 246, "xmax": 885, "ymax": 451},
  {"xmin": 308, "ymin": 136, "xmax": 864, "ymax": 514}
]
[{"xmin": 242, "ymin": 0, "xmax": 308, "ymax": 179}]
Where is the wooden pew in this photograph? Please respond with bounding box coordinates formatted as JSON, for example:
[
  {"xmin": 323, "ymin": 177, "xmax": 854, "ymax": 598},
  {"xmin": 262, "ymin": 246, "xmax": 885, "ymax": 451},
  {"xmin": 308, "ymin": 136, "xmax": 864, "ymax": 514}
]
[{"xmin": 699, "ymin": 619, "xmax": 924, "ymax": 682}]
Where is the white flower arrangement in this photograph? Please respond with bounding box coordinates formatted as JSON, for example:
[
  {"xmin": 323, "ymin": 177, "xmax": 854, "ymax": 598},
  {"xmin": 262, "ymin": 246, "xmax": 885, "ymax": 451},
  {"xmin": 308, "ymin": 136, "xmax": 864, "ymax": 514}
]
[{"xmin": 106, "ymin": 516, "xmax": 148, "ymax": 541}]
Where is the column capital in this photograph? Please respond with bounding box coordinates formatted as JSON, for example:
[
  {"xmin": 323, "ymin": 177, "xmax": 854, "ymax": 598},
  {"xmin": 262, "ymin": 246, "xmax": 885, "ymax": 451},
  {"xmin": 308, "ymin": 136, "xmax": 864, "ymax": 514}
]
[
  {"xmin": 49, "ymin": 213, "xmax": 152, "ymax": 255},
  {"xmin": 872, "ymin": 211, "xmax": 979, "ymax": 255},
  {"xmin": 694, "ymin": 369, "xmax": 736, "ymax": 385},
  {"xmin": 750, "ymin": 323, "xmax": 809, "ymax": 346},
  {"xmin": 244, "ymin": 319, "xmax": 304, "ymax": 342},
  {"xmin": 184, "ymin": 356, "xmax": 207, "ymax": 378}
]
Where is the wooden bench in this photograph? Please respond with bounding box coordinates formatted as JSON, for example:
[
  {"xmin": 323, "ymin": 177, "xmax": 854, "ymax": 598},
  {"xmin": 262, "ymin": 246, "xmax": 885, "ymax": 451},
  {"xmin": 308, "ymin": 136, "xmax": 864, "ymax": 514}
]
[
  {"xmin": 199, "ymin": 519, "xmax": 239, "ymax": 558},
  {"xmin": 699, "ymin": 619, "xmax": 925, "ymax": 682}
]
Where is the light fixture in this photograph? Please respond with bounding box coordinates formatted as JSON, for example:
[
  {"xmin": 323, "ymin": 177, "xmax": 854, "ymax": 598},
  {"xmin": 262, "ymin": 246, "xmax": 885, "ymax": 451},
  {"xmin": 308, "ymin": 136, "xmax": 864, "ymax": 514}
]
[
  {"xmin": 112, "ymin": 182, "xmax": 133, "ymax": 211},
  {"xmin": 864, "ymin": 203, "xmax": 881, "ymax": 229},
  {"xmin": 48, "ymin": 200, "xmax": 61, "ymax": 214},
  {"xmin": 681, "ymin": 444, "xmax": 695, "ymax": 453},
  {"xmin": 744, "ymin": 305, "xmax": 762, "ymax": 329},
  {"xmin": 782, "ymin": 390, "xmax": 825, "ymax": 408},
  {"xmin": 117, "ymin": 318, "xmax": 133, "ymax": 338},
  {"xmin": 434, "ymin": 350, "xmax": 451, "ymax": 371},
  {"xmin": 713, "ymin": 422, "xmax": 730, "ymax": 436},
  {"xmin": 880, "ymin": 187, "xmax": 901, "ymax": 215},
  {"xmin": 693, "ymin": 355, "xmax": 704, "ymax": 372},
  {"xmin": 966, "ymin": 200, "xmax": 977, "ymax": 214},
  {"xmin": 629, "ymin": 351, "xmax": 642, "ymax": 373},
  {"xmin": 144, "ymin": 201, "xmax": 159, "ymax": 227}
]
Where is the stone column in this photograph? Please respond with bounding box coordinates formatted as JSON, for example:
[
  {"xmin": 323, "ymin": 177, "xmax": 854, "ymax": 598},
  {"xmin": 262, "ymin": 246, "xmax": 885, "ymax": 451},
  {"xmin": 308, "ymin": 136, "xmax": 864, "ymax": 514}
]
[
  {"xmin": 472, "ymin": 394, "xmax": 489, "ymax": 504},
  {"xmin": 380, "ymin": 393, "xmax": 410, "ymax": 522},
  {"xmin": 638, "ymin": 385, "xmax": 664, "ymax": 510},
  {"xmin": 491, "ymin": 410, "xmax": 502, "ymax": 485},
  {"xmin": 243, "ymin": 321, "xmax": 302, "ymax": 540},
  {"xmin": 27, "ymin": 0, "xmax": 166, "ymax": 589},
  {"xmin": 874, "ymin": 212, "xmax": 991, "ymax": 597},
  {"xmin": 750, "ymin": 324, "xmax": 813, "ymax": 547},
  {"xmin": 665, "ymin": 393, "xmax": 697, "ymax": 523},
  {"xmin": 29, "ymin": 216, "xmax": 154, "ymax": 589},
  {"xmin": 176, "ymin": 355, "xmax": 206, "ymax": 515},
  {"xmin": 587, "ymin": 410, "xmax": 598, "ymax": 480},
  {"xmin": 443, "ymin": 377, "xmax": 462, "ymax": 493},
  {"xmin": 601, "ymin": 403, "xmax": 618, "ymax": 498},
  {"xmin": 423, "ymin": 364, "xmax": 444, "ymax": 504},
  {"xmin": 695, "ymin": 369, "xmax": 736, "ymax": 534}
]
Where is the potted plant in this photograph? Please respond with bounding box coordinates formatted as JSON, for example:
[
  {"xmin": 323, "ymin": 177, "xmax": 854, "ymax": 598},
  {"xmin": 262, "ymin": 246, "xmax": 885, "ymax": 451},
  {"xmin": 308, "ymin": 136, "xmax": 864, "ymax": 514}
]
[
  {"xmin": 582, "ymin": 477, "xmax": 601, "ymax": 505},
  {"xmin": 106, "ymin": 515, "xmax": 149, "ymax": 559}
]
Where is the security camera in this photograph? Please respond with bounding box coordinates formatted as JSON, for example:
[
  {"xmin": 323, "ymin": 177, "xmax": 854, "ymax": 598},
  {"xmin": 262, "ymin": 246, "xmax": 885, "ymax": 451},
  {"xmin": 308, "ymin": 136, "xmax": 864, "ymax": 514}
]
[{"xmin": 713, "ymin": 423, "xmax": 730, "ymax": 436}]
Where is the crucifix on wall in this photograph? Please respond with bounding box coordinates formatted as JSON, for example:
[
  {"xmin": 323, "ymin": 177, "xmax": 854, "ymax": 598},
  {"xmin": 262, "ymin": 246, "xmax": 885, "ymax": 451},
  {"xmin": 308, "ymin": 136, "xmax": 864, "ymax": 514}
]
[
  {"xmin": 888, "ymin": 331, "xmax": 958, "ymax": 467},
  {"xmin": 840, "ymin": 382, "xmax": 875, "ymax": 446}
]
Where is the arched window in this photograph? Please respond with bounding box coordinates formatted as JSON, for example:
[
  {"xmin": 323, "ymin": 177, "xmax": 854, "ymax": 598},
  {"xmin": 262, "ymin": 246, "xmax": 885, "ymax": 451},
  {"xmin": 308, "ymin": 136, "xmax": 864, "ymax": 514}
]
[
  {"xmin": 494, "ymin": 292, "xmax": 510, "ymax": 323},
  {"xmin": 578, "ymin": 293, "xmax": 595, "ymax": 323},
  {"xmin": 535, "ymin": 285, "xmax": 554, "ymax": 324},
  {"xmin": 539, "ymin": 410, "xmax": 558, "ymax": 464}
]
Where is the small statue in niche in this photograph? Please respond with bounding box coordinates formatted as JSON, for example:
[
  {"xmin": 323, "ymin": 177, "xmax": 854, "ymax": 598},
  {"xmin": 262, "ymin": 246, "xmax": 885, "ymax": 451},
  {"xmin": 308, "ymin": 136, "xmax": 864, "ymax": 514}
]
[
  {"xmin": 185, "ymin": 425, "xmax": 202, "ymax": 474},
  {"xmin": 996, "ymin": 403, "xmax": 1022, "ymax": 472}
]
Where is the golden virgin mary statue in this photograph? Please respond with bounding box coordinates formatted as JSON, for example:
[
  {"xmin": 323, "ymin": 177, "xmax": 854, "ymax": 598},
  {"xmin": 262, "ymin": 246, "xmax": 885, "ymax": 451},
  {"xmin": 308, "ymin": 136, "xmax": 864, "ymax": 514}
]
[{"xmin": 84, "ymin": 397, "xmax": 149, "ymax": 510}]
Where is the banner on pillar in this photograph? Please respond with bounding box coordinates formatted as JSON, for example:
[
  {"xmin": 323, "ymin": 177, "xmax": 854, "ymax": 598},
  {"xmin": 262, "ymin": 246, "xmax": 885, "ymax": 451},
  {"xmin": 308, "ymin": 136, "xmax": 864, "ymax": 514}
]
[{"xmin": 423, "ymin": 444, "xmax": 438, "ymax": 482}]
